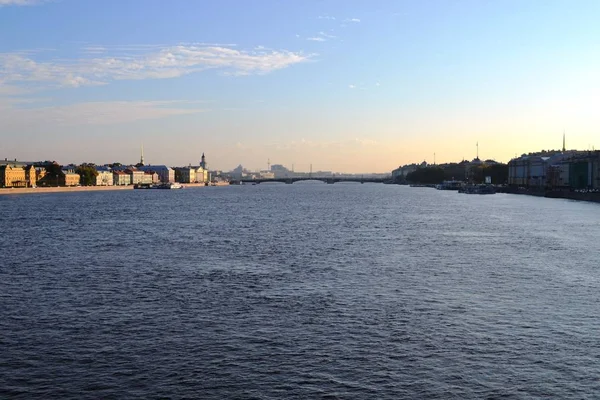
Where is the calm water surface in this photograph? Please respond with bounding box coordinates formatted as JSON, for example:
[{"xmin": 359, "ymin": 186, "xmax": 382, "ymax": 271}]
[{"xmin": 1, "ymin": 184, "xmax": 600, "ymax": 399}]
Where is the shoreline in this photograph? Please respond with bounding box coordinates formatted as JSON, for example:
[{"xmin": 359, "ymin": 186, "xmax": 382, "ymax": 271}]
[
  {"xmin": 0, "ymin": 185, "xmax": 133, "ymax": 195},
  {"xmin": 0, "ymin": 182, "xmax": 230, "ymax": 195}
]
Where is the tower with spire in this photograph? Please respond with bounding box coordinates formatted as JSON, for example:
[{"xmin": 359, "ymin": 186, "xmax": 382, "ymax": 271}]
[
  {"xmin": 200, "ymin": 153, "xmax": 206, "ymax": 169},
  {"xmin": 562, "ymin": 131, "xmax": 566, "ymax": 152},
  {"xmin": 140, "ymin": 144, "xmax": 145, "ymax": 166}
]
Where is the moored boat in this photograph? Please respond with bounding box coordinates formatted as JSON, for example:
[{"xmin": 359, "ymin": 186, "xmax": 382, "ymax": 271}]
[{"xmin": 459, "ymin": 184, "xmax": 496, "ymax": 195}]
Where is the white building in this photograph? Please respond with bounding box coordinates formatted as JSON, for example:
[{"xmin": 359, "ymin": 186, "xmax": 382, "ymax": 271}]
[
  {"xmin": 95, "ymin": 166, "xmax": 113, "ymax": 186},
  {"xmin": 113, "ymin": 171, "xmax": 130, "ymax": 186}
]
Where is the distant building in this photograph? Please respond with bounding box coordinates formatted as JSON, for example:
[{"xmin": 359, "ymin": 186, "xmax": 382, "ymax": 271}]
[
  {"xmin": 95, "ymin": 166, "xmax": 113, "ymax": 186},
  {"xmin": 199, "ymin": 153, "xmax": 207, "ymax": 170},
  {"xmin": 270, "ymin": 164, "xmax": 293, "ymax": 179},
  {"xmin": 392, "ymin": 164, "xmax": 418, "ymax": 180},
  {"xmin": 142, "ymin": 171, "xmax": 158, "ymax": 184},
  {"xmin": 508, "ymin": 150, "xmax": 598, "ymax": 189},
  {"xmin": 259, "ymin": 170, "xmax": 275, "ymax": 179},
  {"xmin": 60, "ymin": 169, "xmax": 80, "ymax": 186},
  {"xmin": 138, "ymin": 165, "xmax": 174, "ymax": 183},
  {"xmin": 125, "ymin": 168, "xmax": 144, "ymax": 185},
  {"xmin": 113, "ymin": 170, "xmax": 130, "ymax": 186},
  {"xmin": 0, "ymin": 164, "xmax": 28, "ymax": 188}
]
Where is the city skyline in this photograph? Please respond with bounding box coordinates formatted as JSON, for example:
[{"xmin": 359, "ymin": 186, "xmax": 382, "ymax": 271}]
[{"xmin": 1, "ymin": 0, "xmax": 599, "ymax": 173}]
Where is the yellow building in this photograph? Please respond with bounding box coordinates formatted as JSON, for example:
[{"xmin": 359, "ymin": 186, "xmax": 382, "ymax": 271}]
[
  {"xmin": 60, "ymin": 170, "xmax": 80, "ymax": 186},
  {"xmin": 0, "ymin": 165, "xmax": 28, "ymax": 188},
  {"xmin": 25, "ymin": 165, "xmax": 37, "ymax": 187}
]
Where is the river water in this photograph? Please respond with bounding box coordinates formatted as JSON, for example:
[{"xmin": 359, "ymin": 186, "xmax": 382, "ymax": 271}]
[{"xmin": 1, "ymin": 184, "xmax": 600, "ymax": 399}]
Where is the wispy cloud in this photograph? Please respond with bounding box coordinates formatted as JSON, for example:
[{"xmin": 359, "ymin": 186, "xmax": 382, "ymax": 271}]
[
  {"xmin": 348, "ymin": 84, "xmax": 356, "ymax": 89},
  {"xmin": 0, "ymin": 100, "xmax": 206, "ymax": 126},
  {"xmin": 307, "ymin": 37, "xmax": 326, "ymax": 42},
  {"xmin": 0, "ymin": 44, "xmax": 311, "ymax": 89},
  {"xmin": 317, "ymin": 15, "xmax": 336, "ymax": 20},
  {"xmin": 0, "ymin": 0, "xmax": 46, "ymax": 6},
  {"xmin": 318, "ymin": 31, "xmax": 336, "ymax": 39},
  {"xmin": 345, "ymin": 18, "xmax": 361, "ymax": 23}
]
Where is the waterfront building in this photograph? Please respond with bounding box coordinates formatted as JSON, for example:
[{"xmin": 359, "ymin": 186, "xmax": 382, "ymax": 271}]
[
  {"xmin": 508, "ymin": 150, "xmax": 598, "ymax": 189},
  {"xmin": 113, "ymin": 170, "xmax": 130, "ymax": 186},
  {"xmin": 138, "ymin": 165, "xmax": 174, "ymax": 183},
  {"xmin": 35, "ymin": 167, "xmax": 47, "ymax": 185},
  {"xmin": 141, "ymin": 171, "xmax": 157, "ymax": 184},
  {"xmin": 175, "ymin": 165, "xmax": 210, "ymax": 183},
  {"xmin": 175, "ymin": 167, "xmax": 194, "ymax": 183},
  {"xmin": 0, "ymin": 164, "xmax": 28, "ymax": 188},
  {"xmin": 24, "ymin": 165, "xmax": 37, "ymax": 187},
  {"xmin": 95, "ymin": 166, "xmax": 113, "ymax": 186},
  {"xmin": 60, "ymin": 169, "xmax": 80, "ymax": 186},
  {"xmin": 125, "ymin": 168, "xmax": 145, "ymax": 185},
  {"xmin": 392, "ymin": 164, "xmax": 419, "ymax": 180}
]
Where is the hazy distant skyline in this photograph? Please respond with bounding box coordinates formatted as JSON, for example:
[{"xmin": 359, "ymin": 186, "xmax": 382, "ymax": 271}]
[{"xmin": 1, "ymin": 0, "xmax": 599, "ymax": 172}]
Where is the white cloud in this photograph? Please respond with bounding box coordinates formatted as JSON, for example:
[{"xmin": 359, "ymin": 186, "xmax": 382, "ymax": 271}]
[
  {"xmin": 345, "ymin": 18, "xmax": 361, "ymax": 23},
  {"xmin": 318, "ymin": 31, "xmax": 336, "ymax": 39},
  {"xmin": 348, "ymin": 84, "xmax": 356, "ymax": 89},
  {"xmin": 0, "ymin": 44, "xmax": 311, "ymax": 89},
  {"xmin": 318, "ymin": 15, "xmax": 336, "ymax": 20},
  {"xmin": 307, "ymin": 37, "xmax": 326, "ymax": 42},
  {"xmin": 375, "ymin": 82, "xmax": 381, "ymax": 87},
  {"xmin": 0, "ymin": 100, "xmax": 206, "ymax": 126},
  {"xmin": 0, "ymin": 0, "xmax": 45, "ymax": 5}
]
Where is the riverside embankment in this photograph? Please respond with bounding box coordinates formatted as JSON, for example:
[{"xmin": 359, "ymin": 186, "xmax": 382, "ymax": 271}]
[
  {"xmin": 0, "ymin": 186, "xmax": 133, "ymax": 195},
  {"xmin": 0, "ymin": 182, "xmax": 229, "ymax": 196},
  {"xmin": 503, "ymin": 187, "xmax": 600, "ymax": 203}
]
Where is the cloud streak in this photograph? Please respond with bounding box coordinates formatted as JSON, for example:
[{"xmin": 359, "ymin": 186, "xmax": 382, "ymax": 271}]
[
  {"xmin": 0, "ymin": 44, "xmax": 311, "ymax": 89},
  {"xmin": 0, "ymin": 100, "xmax": 206, "ymax": 126},
  {"xmin": 0, "ymin": 0, "xmax": 45, "ymax": 5}
]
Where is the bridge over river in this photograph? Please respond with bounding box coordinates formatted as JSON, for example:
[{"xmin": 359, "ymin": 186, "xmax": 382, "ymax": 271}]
[{"xmin": 238, "ymin": 176, "xmax": 391, "ymax": 185}]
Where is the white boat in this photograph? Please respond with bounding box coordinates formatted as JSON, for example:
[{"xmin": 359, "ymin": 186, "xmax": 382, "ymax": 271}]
[{"xmin": 153, "ymin": 182, "xmax": 183, "ymax": 189}]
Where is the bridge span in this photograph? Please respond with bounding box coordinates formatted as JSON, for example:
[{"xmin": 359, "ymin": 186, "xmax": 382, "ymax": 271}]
[{"xmin": 238, "ymin": 176, "xmax": 390, "ymax": 185}]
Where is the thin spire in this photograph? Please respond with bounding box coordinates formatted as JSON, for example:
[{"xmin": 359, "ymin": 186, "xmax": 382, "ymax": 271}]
[
  {"xmin": 476, "ymin": 142, "xmax": 479, "ymax": 159},
  {"xmin": 562, "ymin": 130, "xmax": 566, "ymax": 152},
  {"xmin": 140, "ymin": 144, "xmax": 144, "ymax": 165}
]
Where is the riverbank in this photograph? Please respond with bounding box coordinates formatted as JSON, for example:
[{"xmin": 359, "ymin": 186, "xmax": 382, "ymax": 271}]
[
  {"xmin": 0, "ymin": 182, "xmax": 230, "ymax": 195},
  {"xmin": 503, "ymin": 187, "xmax": 600, "ymax": 203},
  {"xmin": 0, "ymin": 186, "xmax": 133, "ymax": 195}
]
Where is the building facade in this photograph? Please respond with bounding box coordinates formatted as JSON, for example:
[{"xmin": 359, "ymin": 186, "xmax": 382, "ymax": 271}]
[
  {"xmin": 0, "ymin": 165, "xmax": 27, "ymax": 188},
  {"xmin": 95, "ymin": 166, "xmax": 113, "ymax": 186},
  {"xmin": 60, "ymin": 170, "xmax": 80, "ymax": 186},
  {"xmin": 126, "ymin": 169, "xmax": 145, "ymax": 185},
  {"xmin": 508, "ymin": 151, "xmax": 599, "ymax": 189},
  {"xmin": 138, "ymin": 165, "xmax": 174, "ymax": 183},
  {"xmin": 113, "ymin": 171, "xmax": 130, "ymax": 186}
]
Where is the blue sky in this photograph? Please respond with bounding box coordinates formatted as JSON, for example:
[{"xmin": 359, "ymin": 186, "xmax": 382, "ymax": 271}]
[{"xmin": 1, "ymin": 0, "xmax": 599, "ymax": 172}]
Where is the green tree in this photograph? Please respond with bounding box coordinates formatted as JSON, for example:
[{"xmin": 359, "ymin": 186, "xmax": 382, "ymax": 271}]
[{"xmin": 76, "ymin": 164, "xmax": 99, "ymax": 186}]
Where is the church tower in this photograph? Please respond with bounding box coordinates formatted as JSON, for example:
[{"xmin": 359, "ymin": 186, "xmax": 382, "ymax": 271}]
[
  {"xmin": 562, "ymin": 131, "xmax": 566, "ymax": 152},
  {"xmin": 200, "ymin": 153, "xmax": 206, "ymax": 169},
  {"xmin": 140, "ymin": 144, "xmax": 145, "ymax": 166}
]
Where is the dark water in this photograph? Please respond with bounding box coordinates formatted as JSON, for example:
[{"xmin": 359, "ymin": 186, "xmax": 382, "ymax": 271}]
[{"xmin": 2, "ymin": 184, "xmax": 600, "ymax": 399}]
